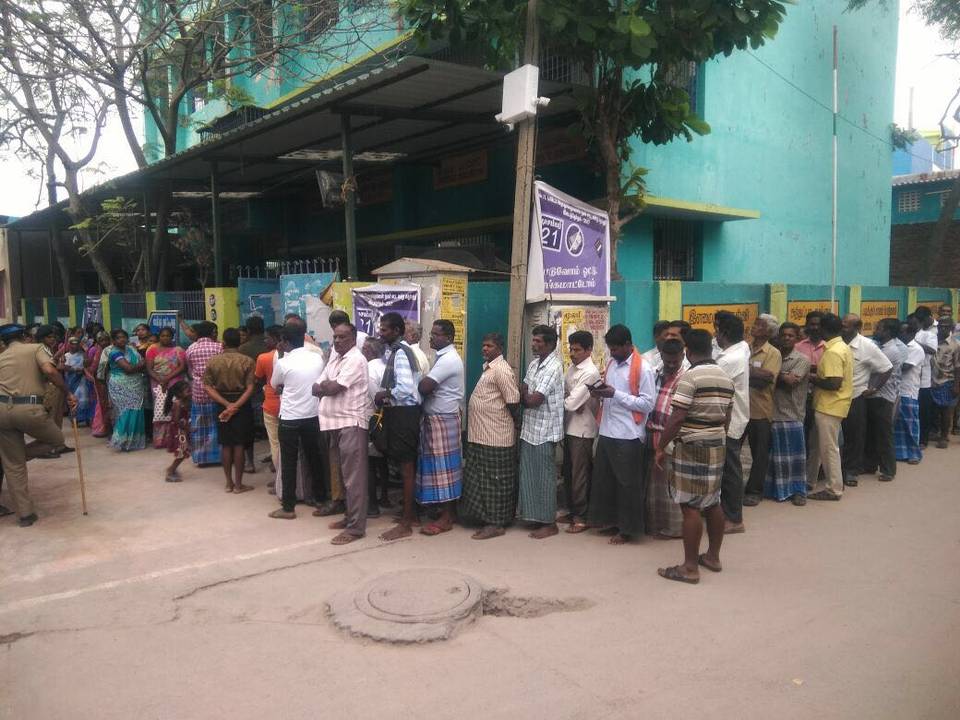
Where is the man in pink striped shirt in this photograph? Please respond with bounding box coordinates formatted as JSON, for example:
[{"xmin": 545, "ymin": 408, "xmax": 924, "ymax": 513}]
[{"xmin": 314, "ymin": 322, "xmax": 369, "ymax": 544}]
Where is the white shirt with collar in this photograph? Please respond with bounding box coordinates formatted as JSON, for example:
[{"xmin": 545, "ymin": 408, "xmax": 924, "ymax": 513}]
[
  {"xmin": 597, "ymin": 352, "xmax": 656, "ymax": 441},
  {"xmin": 271, "ymin": 346, "xmax": 325, "ymax": 420},
  {"xmin": 847, "ymin": 333, "xmax": 892, "ymax": 399},
  {"xmin": 716, "ymin": 340, "xmax": 750, "ymax": 440},
  {"xmin": 423, "ymin": 343, "xmax": 464, "ymax": 416},
  {"xmin": 564, "ymin": 356, "xmax": 601, "ymax": 438},
  {"xmin": 642, "ymin": 347, "xmax": 662, "ymax": 372},
  {"xmin": 901, "ymin": 339, "xmax": 925, "ymax": 400},
  {"xmin": 916, "ymin": 327, "xmax": 937, "ymax": 388}
]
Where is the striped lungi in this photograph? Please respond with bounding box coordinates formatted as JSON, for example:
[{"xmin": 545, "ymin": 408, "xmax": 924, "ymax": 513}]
[
  {"xmin": 764, "ymin": 420, "xmax": 806, "ymax": 501},
  {"xmin": 190, "ymin": 400, "xmax": 221, "ymax": 466},
  {"xmin": 645, "ymin": 436, "xmax": 682, "ymax": 537},
  {"xmin": 415, "ymin": 413, "xmax": 463, "ymax": 504},
  {"xmin": 669, "ymin": 435, "xmax": 725, "ymax": 497},
  {"xmin": 894, "ymin": 396, "xmax": 922, "ymax": 462},
  {"xmin": 517, "ymin": 440, "xmax": 558, "ymax": 524},
  {"xmin": 459, "ymin": 442, "xmax": 517, "ymax": 526}
]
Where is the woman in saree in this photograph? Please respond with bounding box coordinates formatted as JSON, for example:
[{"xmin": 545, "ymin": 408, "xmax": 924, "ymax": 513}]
[
  {"xmin": 105, "ymin": 329, "xmax": 147, "ymax": 452},
  {"xmin": 87, "ymin": 332, "xmax": 112, "ymax": 438},
  {"xmin": 146, "ymin": 327, "xmax": 187, "ymax": 449},
  {"xmin": 64, "ymin": 337, "xmax": 94, "ymax": 425}
]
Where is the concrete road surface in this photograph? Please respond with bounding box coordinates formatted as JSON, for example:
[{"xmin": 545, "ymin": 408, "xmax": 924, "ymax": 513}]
[{"xmin": 1, "ymin": 434, "xmax": 958, "ymax": 719}]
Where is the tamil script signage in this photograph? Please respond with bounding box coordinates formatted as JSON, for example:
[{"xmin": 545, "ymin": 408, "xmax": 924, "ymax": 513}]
[
  {"xmin": 786, "ymin": 300, "xmax": 838, "ymax": 325},
  {"xmin": 352, "ymin": 283, "xmax": 421, "ymax": 337},
  {"xmin": 148, "ymin": 311, "xmax": 180, "ymax": 343},
  {"xmin": 527, "ymin": 181, "xmax": 611, "ymax": 302},
  {"xmin": 860, "ymin": 301, "xmax": 899, "ymax": 335},
  {"xmin": 682, "ymin": 303, "xmax": 759, "ymax": 332}
]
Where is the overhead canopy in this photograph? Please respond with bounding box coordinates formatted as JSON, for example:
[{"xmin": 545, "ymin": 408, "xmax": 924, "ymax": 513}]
[{"xmin": 7, "ymin": 56, "xmax": 580, "ymax": 231}]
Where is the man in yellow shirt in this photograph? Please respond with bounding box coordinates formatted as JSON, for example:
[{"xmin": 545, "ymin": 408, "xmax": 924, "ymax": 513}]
[{"xmin": 807, "ymin": 313, "xmax": 853, "ymax": 501}]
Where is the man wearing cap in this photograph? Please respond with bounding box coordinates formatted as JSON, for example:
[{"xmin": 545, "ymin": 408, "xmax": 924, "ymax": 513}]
[{"xmin": 0, "ymin": 324, "xmax": 77, "ymax": 526}]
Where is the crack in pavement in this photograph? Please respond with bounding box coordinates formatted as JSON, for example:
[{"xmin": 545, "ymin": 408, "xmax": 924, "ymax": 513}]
[{"xmin": 172, "ymin": 537, "xmax": 409, "ymax": 602}]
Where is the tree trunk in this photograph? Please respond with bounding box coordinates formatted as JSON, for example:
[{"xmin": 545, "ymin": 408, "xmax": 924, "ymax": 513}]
[
  {"xmin": 62, "ymin": 168, "xmax": 119, "ymax": 293},
  {"xmin": 149, "ymin": 189, "xmax": 172, "ymax": 289},
  {"xmin": 44, "ymin": 153, "xmax": 72, "ymax": 295},
  {"xmin": 596, "ymin": 112, "xmax": 624, "ymax": 280},
  {"xmin": 930, "ymin": 176, "xmax": 960, "ymax": 282}
]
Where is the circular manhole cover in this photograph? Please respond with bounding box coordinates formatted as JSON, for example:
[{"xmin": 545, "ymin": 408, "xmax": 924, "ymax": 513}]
[{"xmin": 327, "ymin": 568, "xmax": 484, "ymax": 643}]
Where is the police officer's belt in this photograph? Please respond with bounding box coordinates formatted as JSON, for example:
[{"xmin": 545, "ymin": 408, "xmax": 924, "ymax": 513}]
[{"xmin": 0, "ymin": 395, "xmax": 42, "ymax": 405}]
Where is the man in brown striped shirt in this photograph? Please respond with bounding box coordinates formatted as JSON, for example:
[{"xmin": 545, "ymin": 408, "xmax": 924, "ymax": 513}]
[{"xmin": 654, "ymin": 329, "xmax": 734, "ymax": 585}]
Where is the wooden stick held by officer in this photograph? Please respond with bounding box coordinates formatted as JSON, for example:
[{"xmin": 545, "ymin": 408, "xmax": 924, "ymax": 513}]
[{"xmin": 0, "ymin": 324, "xmax": 78, "ymax": 527}]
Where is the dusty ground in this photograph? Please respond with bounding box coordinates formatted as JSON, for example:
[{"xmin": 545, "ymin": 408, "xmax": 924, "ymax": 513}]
[{"xmin": 1, "ymin": 430, "xmax": 958, "ymax": 720}]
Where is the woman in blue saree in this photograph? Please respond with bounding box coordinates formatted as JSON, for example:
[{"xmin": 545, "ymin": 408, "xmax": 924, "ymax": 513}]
[{"xmin": 106, "ymin": 329, "xmax": 147, "ymax": 452}]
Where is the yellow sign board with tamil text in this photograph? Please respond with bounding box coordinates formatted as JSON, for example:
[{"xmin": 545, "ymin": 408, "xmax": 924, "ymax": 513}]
[
  {"xmin": 785, "ymin": 300, "xmax": 838, "ymax": 325},
  {"xmin": 860, "ymin": 300, "xmax": 899, "ymax": 335},
  {"xmin": 682, "ymin": 303, "xmax": 759, "ymax": 333}
]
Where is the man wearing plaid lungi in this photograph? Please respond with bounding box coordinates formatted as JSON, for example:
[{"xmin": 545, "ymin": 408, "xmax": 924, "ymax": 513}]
[
  {"xmin": 895, "ymin": 318, "xmax": 924, "ymax": 464},
  {"xmin": 415, "ymin": 320, "xmax": 464, "ymax": 537}
]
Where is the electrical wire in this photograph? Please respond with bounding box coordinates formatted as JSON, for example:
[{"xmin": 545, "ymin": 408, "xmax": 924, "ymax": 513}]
[{"xmin": 745, "ymin": 49, "xmax": 954, "ymax": 167}]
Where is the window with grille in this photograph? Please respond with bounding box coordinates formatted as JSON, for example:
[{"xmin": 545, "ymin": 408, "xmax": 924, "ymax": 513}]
[
  {"xmin": 539, "ymin": 47, "xmax": 592, "ymax": 86},
  {"xmin": 898, "ymin": 190, "xmax": 920, "ymax": 213},
  {"xmin": 301, "ymin": 0, "xmax": 339, "ymax": 42},
  {"xmin": 653, "ymin": 219, "xmax": 700, "ymax": 281},
  {"xmin": 664, "ymin": 61, "xmax": 701, "ymax": 114}
]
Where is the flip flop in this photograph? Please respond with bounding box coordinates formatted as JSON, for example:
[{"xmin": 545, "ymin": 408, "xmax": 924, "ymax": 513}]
[
  {"xmin": 233, "ymin": 484, "xmax": 255, "ymax": 494},
  {"xmin": 565, "ymin": 522, "xmax": 590, "ymax": 534},
  {"xmin": 420, "ymin": 522, "xmax": 452, "ymax": 536},
  {"xmin": 698, "ymin": 554, "xmax": 722, "ymax": 573},
  {"xmin": 331, "ymin": 532, "xmax": 362, "ymax": 545},
  {"xmin": 658, "ymin": 565, "xmax": 699, "ymax": 584}
]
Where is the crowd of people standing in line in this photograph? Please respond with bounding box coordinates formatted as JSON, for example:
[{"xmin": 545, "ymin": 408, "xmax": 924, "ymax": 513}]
[{"xmin": 1, "ymin": 301, "xmax": 957, "ymax": 583}]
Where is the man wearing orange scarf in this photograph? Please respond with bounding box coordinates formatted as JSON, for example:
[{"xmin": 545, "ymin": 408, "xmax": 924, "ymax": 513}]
[{"xmin": 587, "ymin": 324, "xmax": 656, "ymax": 544}]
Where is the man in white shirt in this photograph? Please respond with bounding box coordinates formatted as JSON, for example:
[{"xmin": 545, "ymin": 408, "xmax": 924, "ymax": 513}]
[
  {"xmin": 840, "ymin": 314, "xmax": 892, "ymax": 487},
  {"xmin": 362, "ymin": 337, "xmax": 390, "ymax": 515},
  {"xmin": 587, "ymin": 324, "xmax": 656, "ymax": 545},
  {"xmin": 404, "ymin": 320, "xmax": 431, "ymax": 374},
  {"xmin": 561, "ymin": 330, "xmax": 601, "ymax": 532},
  {"xmin": 714, "ymin": 311, "xmax": 751, "ymax": 533},
  {"xmin": 415, "ymin": 320, "xmax": 465, "ymax": 537},
  {"xmin": 865, "ymin": 319, "xmax": 906, "ymax": 482},
  {"xmin": 268, "ymin": 320, "xmax": 326, "ymax": 520},
  {"xmin": 914, "ymin": 306, "xmax": 937, "ymax": 446},
  {"xmin": 896, "ymin": 317, "xmax": 925, "ymax": 465}
]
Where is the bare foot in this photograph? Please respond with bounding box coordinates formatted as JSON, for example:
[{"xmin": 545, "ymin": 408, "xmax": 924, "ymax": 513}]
[
  {"xmin": 471, "ymin": 525, "xmax": 505, "ymax": 540},
  {"xmin": 608, "ymin": 533, "xmax": 630, "ymax": 545},
  {"xmin": 328, "ymin": 519, "xmax": 348, "ymax": 530},
  {"xmin": 529, "ymin": 523, "xmax": 559, "ymax": 539},
  {"xmin": 380, "ymin": 523, "xmax": 413, "ymax": 542},
  {"xmin": 224, "ymin": 483, "xmax": 234, "ymax": 493},
  {"xmin": 724, "ymin": 521, "xmax": 745, "ymax": 534},
  {"xmin": 332, "ymin": 532, "xmax": 362, "ymax": 545},
  {"xmin": 233, "ymin": 484, "xmax": 254, "ymax": 494}
]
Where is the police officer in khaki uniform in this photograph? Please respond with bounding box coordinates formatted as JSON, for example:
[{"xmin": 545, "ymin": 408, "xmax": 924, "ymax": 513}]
[{"xmin": 0, "ymin": 324, "xmax": 77, "ymax": 526}]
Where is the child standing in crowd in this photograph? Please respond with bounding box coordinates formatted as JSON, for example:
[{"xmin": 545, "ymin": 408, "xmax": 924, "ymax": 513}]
[{"xmin": 164, "ymin": 380, "xmax": 192, "ymax": 482}]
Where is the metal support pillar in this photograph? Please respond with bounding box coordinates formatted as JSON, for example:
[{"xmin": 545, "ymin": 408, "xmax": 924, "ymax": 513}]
[
  {"xmin": 341, "ymin": 114, "xmax": 358, "ymax": 280},
  {"xmin": 210, "ymin": 162, "xmax": 223, "ymax": 287}
]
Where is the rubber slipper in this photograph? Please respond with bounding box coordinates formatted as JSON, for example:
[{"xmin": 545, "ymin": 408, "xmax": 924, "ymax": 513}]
[
  {"xmin": 420, "ymin": 522, "xmax": 452, "ymax": 536},
  {"xmin": 698, "ymin": 554, "xmax": 722, "ymax": 573},
  {"xmin": 658, "ymin": 565, "xmax": 699, "ymax": 584}
]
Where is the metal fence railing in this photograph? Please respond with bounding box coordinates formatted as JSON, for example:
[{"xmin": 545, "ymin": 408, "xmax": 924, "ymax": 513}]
[
  {"xmin": 163, "ymin": 290, "xmax": 206, "ymax": 322},
  {"xmin": 118, "ymin": 292, "xmax": 147, "ymax": 320},
  {"xmin": 232, "ymin": 257, "xmax": 341, "ymax": 279}
]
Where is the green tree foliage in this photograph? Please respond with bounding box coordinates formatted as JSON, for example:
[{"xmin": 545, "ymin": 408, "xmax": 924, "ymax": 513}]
[{"xmin": 402, "ymin": 0, "xmax": 788, "ymax": 271}]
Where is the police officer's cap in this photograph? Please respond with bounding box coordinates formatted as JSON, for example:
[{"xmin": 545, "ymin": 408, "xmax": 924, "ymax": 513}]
[{"xmin": 0, "ymin": 323, "xmax": 25, "ymax": 339}]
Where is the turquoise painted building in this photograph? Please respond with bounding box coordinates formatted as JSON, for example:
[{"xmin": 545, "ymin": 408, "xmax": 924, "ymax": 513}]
[{"xmin": 143, "ymin": 0, "xmax": 899, "ymax": 287}]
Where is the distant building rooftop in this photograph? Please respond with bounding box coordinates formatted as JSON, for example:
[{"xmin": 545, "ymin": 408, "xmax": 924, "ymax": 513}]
[{"xmin": 892, "ymin": 168, "xmax": 960, "ymax": 187}]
